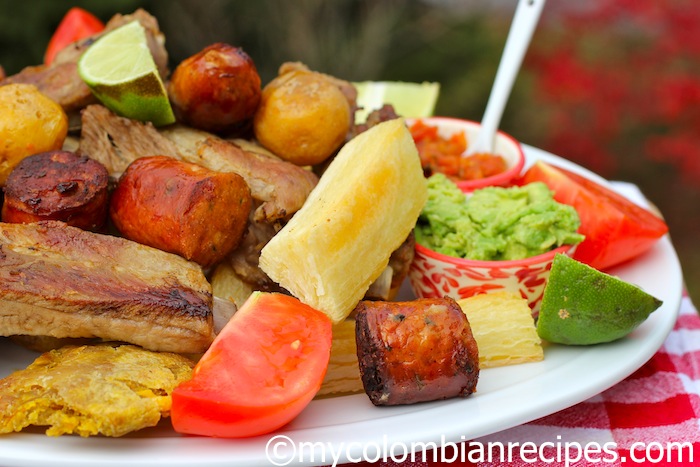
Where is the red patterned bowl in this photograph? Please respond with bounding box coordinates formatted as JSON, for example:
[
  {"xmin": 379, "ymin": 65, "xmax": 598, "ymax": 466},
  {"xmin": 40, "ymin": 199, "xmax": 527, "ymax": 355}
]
[{"xmin": 408, "ymin": 242, "xmax": 576, "ymax": 312}]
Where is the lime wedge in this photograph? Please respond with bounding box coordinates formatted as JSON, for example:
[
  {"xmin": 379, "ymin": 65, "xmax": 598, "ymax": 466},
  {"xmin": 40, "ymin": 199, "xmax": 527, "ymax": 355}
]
[
  {"xmin": 537, "ymin": 254, "xmax": 663, "ymax": 345},
  {"xmin": 353, "ymin": 81, "xmax": 440, "ymax": 123},
  {"xmin": 78, "ymin": 21, "xmax": 175, "ymax": 126}
]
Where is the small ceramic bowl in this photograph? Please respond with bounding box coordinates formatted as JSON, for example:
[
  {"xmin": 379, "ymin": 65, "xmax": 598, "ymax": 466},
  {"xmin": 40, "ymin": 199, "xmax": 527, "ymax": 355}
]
[
  {"xmin": 408, "ymin": 117, "xmax": 526, "ymax": 192},
  {"xmin": 408, "ymin": 243, "xmax": 576, "ymax": 313}
]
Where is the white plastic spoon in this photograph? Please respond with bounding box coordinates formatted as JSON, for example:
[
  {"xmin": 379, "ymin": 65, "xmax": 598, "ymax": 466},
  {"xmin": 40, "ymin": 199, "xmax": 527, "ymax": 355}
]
[{"xmin": 465, "ymin": 0, "xmax": 546, "ymax": 156}]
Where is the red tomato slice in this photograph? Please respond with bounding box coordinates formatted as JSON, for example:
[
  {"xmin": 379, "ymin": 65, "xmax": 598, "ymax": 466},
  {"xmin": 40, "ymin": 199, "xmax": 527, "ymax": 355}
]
[
  {"xmin": 518, "ymin": 161, "xmax": 668, "ymax": 271},
  {"xmin": 44, "ymin": 7, "xmax": 105, "ymax": 65},
  {"xmin": 171, "ymin": 292, "xmax": 332, "ymax": 438}
]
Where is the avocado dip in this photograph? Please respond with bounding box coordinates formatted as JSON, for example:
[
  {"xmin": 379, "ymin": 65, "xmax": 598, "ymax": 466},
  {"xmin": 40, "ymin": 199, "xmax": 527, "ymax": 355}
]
[{"xmin": 414, "ymin": 173, "xmax": 584, "ymax": 261}]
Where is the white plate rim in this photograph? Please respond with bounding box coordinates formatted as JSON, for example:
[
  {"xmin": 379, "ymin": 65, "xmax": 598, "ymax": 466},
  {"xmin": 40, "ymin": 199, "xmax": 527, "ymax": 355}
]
[{"xmin": 0, "ymin": 144, "xmax": 683, "ymax": 467}]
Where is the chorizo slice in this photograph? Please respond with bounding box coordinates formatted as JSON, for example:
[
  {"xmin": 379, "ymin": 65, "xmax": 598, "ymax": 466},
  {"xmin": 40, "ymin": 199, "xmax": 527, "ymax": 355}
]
[
  {"xmin": 168, "ymin": 43, "xmax": 261, "ymax": 135},
  {"xmin": 2, "ymin": 150, "xmax": 109, "ymax": 231},
  {"xmin": 355, "ymin": 297, "xmax": 479, "ymax": 406},
  {"xmin": 110, "ymin": 155, "xmax": 252, "ymax": 268}
]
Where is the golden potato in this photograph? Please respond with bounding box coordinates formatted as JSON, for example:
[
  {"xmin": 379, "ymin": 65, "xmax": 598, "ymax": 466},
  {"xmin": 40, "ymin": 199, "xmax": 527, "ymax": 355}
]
[
  {"xmin": 253, "ymin": 69, "xmax": 351, "ymax": 166},
  {"xmin": 0, "ymin": 84, "xmax": 68, "ymax": 184}
]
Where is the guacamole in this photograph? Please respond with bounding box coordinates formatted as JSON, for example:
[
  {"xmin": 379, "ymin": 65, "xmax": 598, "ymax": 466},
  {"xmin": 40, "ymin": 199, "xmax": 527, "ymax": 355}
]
[{"xmin": 415, "ymin": 174, "xmax": 585, "ymax": 261}]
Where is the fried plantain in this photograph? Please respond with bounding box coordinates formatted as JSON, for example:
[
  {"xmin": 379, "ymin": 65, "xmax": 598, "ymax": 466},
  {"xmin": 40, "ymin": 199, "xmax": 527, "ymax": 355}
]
[{"xmin": 0, "ymin": 343, "xmax": 194, "ymax": 437}]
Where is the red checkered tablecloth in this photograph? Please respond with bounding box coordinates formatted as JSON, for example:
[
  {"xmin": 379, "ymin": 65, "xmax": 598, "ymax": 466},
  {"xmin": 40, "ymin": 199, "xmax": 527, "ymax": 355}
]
[{"xmin": 352, "ymin": 292, "xmax": 699, "ymax": 466}]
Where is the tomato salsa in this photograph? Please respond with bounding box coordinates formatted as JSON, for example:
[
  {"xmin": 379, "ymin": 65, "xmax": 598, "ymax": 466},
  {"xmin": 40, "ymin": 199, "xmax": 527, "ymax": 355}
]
[{"xmin": 409, "ymin": 119, "xmax": 507, "ymax": 181}]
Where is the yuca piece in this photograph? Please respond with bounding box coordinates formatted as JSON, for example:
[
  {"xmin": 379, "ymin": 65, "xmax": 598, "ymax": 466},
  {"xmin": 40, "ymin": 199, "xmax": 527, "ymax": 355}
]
[
  {"xmin": 457, "ymin": 292, "xmax": 543, "ymax": 368},
  {"xmin": 0, "ymin": 221, "xmax": 215, "ymax": 354},
  {"xmin": 0, "ymin": 344, "xmax": 194, "ymax": 437},
  {"xmin": 259, "ymin": 118, "xmax": 428, "ymax": 324},
  {"xmin": 355, "ymin": 298, "xmax": 479, "ymax": 406},
  {"xmin": 316, "ymin": 319, "xmax": 364, "ymax": 397}
]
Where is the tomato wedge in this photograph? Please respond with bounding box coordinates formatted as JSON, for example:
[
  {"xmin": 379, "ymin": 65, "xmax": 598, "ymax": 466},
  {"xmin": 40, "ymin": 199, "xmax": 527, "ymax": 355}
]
[
  {"xmin": 44, "ymin": 7, "xmax": 105, "ymax": 65},
  {"xmin": 518, "ymin": 161, "xmax": 668, "ymax": 271},
  {"xmin": 171, "ymin": 292, "xmax": 332, "ymax": 438}
]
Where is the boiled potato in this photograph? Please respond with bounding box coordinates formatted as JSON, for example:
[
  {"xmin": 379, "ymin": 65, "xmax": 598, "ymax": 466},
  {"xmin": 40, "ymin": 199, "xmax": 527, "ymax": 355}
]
[
  {"xmin": 253, "ymin": 67, "xmax": 351, "ymax": 166},
  {"xmin": 0, "ymin": 84, "xmax": 68, "ymax": 184}
]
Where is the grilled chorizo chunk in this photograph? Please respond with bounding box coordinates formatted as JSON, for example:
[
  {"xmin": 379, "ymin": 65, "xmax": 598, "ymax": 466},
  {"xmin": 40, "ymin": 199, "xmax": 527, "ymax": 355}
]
[
  {"xmin": 355, "ymin": 297, "xmax": 479, "ymax": 406},
  {"xmin": 110, "ymin": 156, "xmax": 252, "ymax": 268},
  {"xmin": 168, "ymin": 43, "xmax": 261, "ymax": 135},
  {"xmin": 2, "ymin": 151, "xmax": 109, "ymax": 231}
]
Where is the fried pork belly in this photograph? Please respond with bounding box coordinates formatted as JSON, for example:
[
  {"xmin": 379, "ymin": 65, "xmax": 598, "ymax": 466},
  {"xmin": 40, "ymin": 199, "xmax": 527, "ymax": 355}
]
[
  {"xmin": 225, "ymin": 211, "xmax": 285, "ymax": 290},
  {"xmin": 0, "ymin": 344, "xmax": 194, "ymax": 437},
  {"xmin": 0, "ymin": 9, "xmax": 168, "ymax": 113},
  {"xmin": 388, "ymin": 232, "xmax": 415, "ymax": 291},
  {"xmin": 350, "ymin": 104, "xmax": 400, "ymax": 139},
  {"xmin": 161, "ymin": 125, "xmax": 319, "ymax": 223},
  {"xmin": 78, "ymin": 104, "xmax": 182, "ymax": 176},
  {"xmin": 0, "ymin": 221, "xmax": 214, "ymax": 353}
]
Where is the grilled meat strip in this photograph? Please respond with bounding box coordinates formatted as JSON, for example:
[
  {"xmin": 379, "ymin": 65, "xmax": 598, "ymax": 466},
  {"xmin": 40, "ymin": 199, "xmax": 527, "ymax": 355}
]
[
  {"xmin": 78, "ymin": 104, "xmax": 182, "ymax": 177},
  {"xmin": 0, "ymin": 9, "xmax": 168, "ymax": 113},
  {"xmin": 0, "ymin": 221, "xmax": 214, "ymax": 353},
  {"xmin": 0, "ymin": 62, "xmax": 95, "ymax": 114}
]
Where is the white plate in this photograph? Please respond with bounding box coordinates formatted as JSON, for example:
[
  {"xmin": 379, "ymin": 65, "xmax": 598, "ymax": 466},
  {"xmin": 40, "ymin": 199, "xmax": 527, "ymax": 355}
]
[{"xmin": 0, "ymin": 145, "xmax": 683, "ymax": 467}]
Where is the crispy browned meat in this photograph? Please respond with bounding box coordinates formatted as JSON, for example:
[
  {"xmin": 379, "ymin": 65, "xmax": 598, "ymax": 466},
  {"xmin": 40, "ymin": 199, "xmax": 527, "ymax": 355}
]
[
  {"xmin": 0, "ymin": 344, "xmax": 194, "ymax": 437},
  {"xmin": 0, "ymin": 221, "xmax": 215, "ymax": 353},
  {"xmin": 351, "ymin": 104, "xmax": 400, "ymax": 139},
  {"xmin": 225, "ymin": 213, "xmax": 285, "ymax": 291},
  {"xmin": 78, "ymin": 104, "xmax": 182, "ymax": 176},
  {"xmin": 354, "ymin": 297, "xmax": 479, "ymax": 406},
  {"xmin": 388, "ymin": 232, "xmax": 415, "ymax": 291},
  {"xmin": 0, "ymin": 9, "xmax": 168, "ymax": 113},
  {"xmin": 161, "ymin": 125, "xmax": 319, "ymax": 223}
]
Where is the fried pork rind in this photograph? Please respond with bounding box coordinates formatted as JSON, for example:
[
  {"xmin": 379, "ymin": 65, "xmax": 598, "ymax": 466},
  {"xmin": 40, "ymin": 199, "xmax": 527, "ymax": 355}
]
[{"xmin": 0, "ymin": 344, "xmax": 194, "ymax": 437}]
